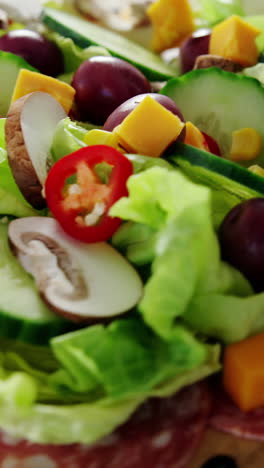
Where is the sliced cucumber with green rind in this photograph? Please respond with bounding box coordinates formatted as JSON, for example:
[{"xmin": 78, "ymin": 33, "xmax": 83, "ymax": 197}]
[
  {"xmin": 169, "ymin": 143, "xmax": 264, "ymax": 199},
  {"xmin": 0, "ymin": 223, "xmax": 72, "ymax": 345},
  {"xmin": 161, "ymin": 68, "xmax": 264, "ymax": 167},
  {"xmin": 41, "ymin": 8, "xmax": 176, "ymax": 81},
  {"xmin": 0, "ymin": 51, "xmax": 37, "ymax": 116}
]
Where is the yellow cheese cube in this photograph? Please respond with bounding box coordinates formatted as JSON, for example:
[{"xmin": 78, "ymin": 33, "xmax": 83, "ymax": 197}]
[
  {"xmin": 114, "ymin": 95, "xmax": 184, "ymax": 157},
  {"xmin": 230, "ymin": 128, "xmax": 262, "ymax": 162},
  {"xmin": 147, "ymin": 0, "xmax": 194, "ymax": 53},
  {"xmin": 11, "ymin": 69, "xmax": 75, "ymax": 114},
  {"xmin": 84, "ymin": 129, "xmax": 123, "ymax": 151},
  {"xmin": 210, "ymin": 16, "xmax": 261, "ymax": 67},
  {"xmin": 184, "ymin": 121, "xmax": 209, "ymax": 151}
]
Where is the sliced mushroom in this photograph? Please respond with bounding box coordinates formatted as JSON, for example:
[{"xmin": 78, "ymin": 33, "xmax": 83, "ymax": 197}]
[
  {"xmin": 8, "ymin": 217, "xmax": 143, "ymax": 322},
  {"xmin": 5, "ymin": 92, "xmax": 66, "ymax": 209},
  {"xmin": 194, "ymin": 54, "xmax": 243, "ymax": 73}
]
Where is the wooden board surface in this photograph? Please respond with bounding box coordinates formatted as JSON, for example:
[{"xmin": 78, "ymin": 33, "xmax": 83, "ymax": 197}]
[{"xmin": 189, "ymin": 428, "xmax": 264, "ymax": 467}]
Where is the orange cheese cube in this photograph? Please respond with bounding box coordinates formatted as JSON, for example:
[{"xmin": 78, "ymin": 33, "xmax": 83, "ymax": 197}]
[
  {"xmin": 184, "ymin": 121, "xmax": 209, "ymax": 151},
  {"xmin": 11, "ymin": 69, "xmax": 75, "ymax": 114},
  {"xmin": 210, "ymin": 16, "xmax": 261, "ymax": 67},
  {"xmin": 147, "ymin": 0, "xmax": 194, "ymax": 53},
  {"xmin": 114, "ymin": 95, "xmax": 184, "ymax": 157},
  {"xmin": 224, "ymin": 333, "xmax": 264, "ymax": 412}
]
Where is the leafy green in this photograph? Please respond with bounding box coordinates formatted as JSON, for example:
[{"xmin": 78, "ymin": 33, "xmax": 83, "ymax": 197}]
[
  {"xmin": 46, "ymin": 32, "xmax": 111, "ymax": 73},
  {"xmin": 246, "ymin": 16, "xmax": 264, "ymax": 51},
  {"xmin": 0, "ymin": 120, "xmax": 39, "ymax": 217},
  {"xmin": 0, "ymin": 338, "xmax": 219, "ymax": 444},
  {"xmin": 50, "ymin": 317, "xmax": 207, "ymax": 399},
  {"xmin": 50, "ymin": 117, "xmax": 87, "ymax": 162},
  {"xmin": 195, "ymin": 0, "xmax": 244, "ymax": 26},
  {"xmin": 111, "ymin": 167, "xmax": 264, "ymax": 343}
]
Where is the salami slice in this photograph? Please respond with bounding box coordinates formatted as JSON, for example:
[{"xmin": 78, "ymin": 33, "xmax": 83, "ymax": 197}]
[
  {"xmin": 0, "ymin": 382, "xmax": 211, "ymax": 468},
  {"xmin": 210, "ymin": 382, "xmax": 264, "ymax": 441}
]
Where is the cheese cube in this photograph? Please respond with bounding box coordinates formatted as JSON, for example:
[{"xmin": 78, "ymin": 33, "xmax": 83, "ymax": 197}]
[
  {"xmin": 11, "ymin": 69, "xmax": 75, "ymax": 114},
  {"xmin": 230, "ymin": 127, "xmax": 262, "ymax": 162},
  {"xmin": 184, "ymin": 121, "xmax": 209, "ymax": 151},
  {"xmin": 84, "ymin": 129, "xmax": 122, "ymax": 151},
  {"xmin": 210, "ymin": 16, "xmax": 261, "ymax": 67},
  {"xmin": 147, "ymin": 0, "xmax": 194, "ymax": 53},
  {"xmin": 114, "ymin": 95, "xmax": 184, "ymax": 157}
]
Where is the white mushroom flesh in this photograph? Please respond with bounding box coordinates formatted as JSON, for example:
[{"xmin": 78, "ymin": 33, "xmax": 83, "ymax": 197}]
[{"xmin": 8, "ymin": 217, "xmax": 143, "ymax": 321}]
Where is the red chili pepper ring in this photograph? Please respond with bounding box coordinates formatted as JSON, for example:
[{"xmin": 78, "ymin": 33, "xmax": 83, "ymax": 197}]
[{"xmin": 45, "ymin": 145, "xmax": 133, "ymax": 243}]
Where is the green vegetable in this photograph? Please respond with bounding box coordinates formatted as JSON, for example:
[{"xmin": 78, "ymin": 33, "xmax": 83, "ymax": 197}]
[
  {"xmin": 111, "ymin": 167, "xmax": 264, "ymax": 344},
  {"xmin": 46, "ymin": 32, "xmax": 111, "ymax": 73},
  {"xmin": 50, "ymin": 117, "xmax": 87, "ymax": 162},
  {"xmin": 0, "ymin": 51, "xmax": 37, "ymax": 116},
  {"xmin": 0, "ymin": 120, "xmax": 40, "ymax": 218},
  {"xmin": 168, "ymin": 143, "xmax": 264, "ymax": 227},
  {"xmin": 0, "ymin": 222, "xmax": 72, "ymax": 344},
  {"xmin": 50, "ymin": 317, "xmax": 207, "ymax": 399},
  {"xmin": 246, "ymin": 15, "xmax": 264, "ymax": 51},
  {"xmin": 42, "ymin": 7, "xmax": 177, "ymax": 80},
  {"xmin": 161, "ymin": 68, "xmax": 264, "ymax": 166},
  {"xmin": 197, "ymin": 0, "xmax": 244, "ymax": 26},
  {"xmin": 0, "ymin": 340, "xmax": 219, "ymax": 444}
]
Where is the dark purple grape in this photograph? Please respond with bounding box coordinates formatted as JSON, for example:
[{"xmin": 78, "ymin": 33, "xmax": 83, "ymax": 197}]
[
  {"xmin": 219, "ymin": 198, "xmax": 264, "ymax": 292},
  {"xmin": 179, "ymin": 29, "xmax": 211, "ymax": 74},
  {"xmin": 0, "ymin": 29, "xmax": 64, "ymax": 76},
  {"xmin": 103, "ymin": 93, "xmax": 184, "ymax": 131},
  {"xmin": 72, "ymin": 56, "xmax": 151, "ymax": 125}
]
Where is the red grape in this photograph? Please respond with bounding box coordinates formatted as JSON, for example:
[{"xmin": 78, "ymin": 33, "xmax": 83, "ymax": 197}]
[
  {"xmin": 0, "ymin": 29, "xmax": 64, "ymax": 76},
  {"xmin": 179, "ymin": 29, "xmax": 211, "ymax": 74},
  {"xmin": 72, "ymin": 56, "xmax": 151, "ymax": 125},
  {"xmin": 219, "ymin": 198, "xmax": 264, "ymax": 292},
  {"xmin": 103, "ymin": 93, "xmax": 184, "ymax": 131},
  {"xmin": 202, "ymin": 132, "xmax": 221, "ymax": 156}
]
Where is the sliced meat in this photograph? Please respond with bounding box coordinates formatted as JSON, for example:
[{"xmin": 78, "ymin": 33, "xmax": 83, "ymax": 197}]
[
  {"xmin": 0, "ymin": 382, "xmax": 211, "ymax": 468},
  {"xmin": 210, "ymin": 381, "xmax": 264, "ymax": 441},
  {"xmin": 194, "ymin": 55, "xmax": 243, "ymax": 72}
]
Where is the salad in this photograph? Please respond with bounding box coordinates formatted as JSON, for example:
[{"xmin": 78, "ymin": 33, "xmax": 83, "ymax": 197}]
[{"xmin": 0, "ymin": 0, "xmax": 263, "ymax": 466}]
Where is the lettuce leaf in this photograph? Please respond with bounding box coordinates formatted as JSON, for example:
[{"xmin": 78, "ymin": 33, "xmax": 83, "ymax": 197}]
[
  {"xmin": 46, "ymin": 32, "xmax": 111, "ymax": 73},
  {"xmin": 246, "ymin": 16, "xmax": 264, "ymax": 51},
  {"xmin": 0, "ymin": 339, "xmax": 219, "ymax": 444},
  {"xmin": 195, "ymin": 0, "xmax": 244, "ymax": 26},
  {"xmin": 0, "ymin": 120, "xmax": 39, "ymax": 217},
  {"xmin": 50, "ymin": 317, "xmax": 207, "ymax": 399},
  {"xmin": 111, "ymin": 167, "xmax": 264, "ymax": 343},
  {"xmin": 50, "ymin": 117, "xmax": 87, "ymax": 162}
]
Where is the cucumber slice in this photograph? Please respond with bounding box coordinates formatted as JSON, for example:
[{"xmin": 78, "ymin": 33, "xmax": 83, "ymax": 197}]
[
  {"xmin": 0, "ymin": 51, "xmax": 37, "ymax": 116},
  {"xmin": 0, "ymin": 222, "xmax": 72, "ymax": 345},
  {"xmin": 169, "ymin": 143, "xmax": 264, "ymax": 198},
  {"xmin": 41, "ymin": 8, "xmax": 176, "ymax": 81},
  {"xmin": 161, "ymin": 68, "xmax": 264, "ymax": 167}
]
